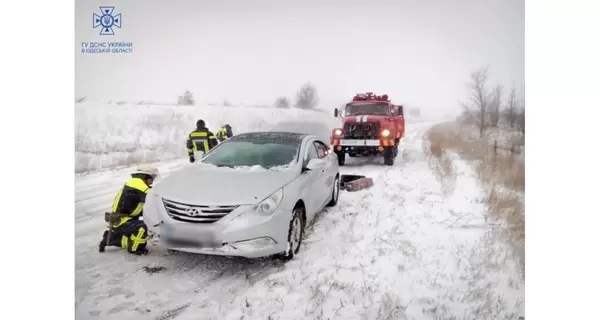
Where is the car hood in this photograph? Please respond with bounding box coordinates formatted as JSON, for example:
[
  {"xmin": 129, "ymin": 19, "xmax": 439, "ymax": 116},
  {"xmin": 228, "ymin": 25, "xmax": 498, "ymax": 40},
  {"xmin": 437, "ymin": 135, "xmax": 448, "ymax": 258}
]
[{"xmin": 152, "ymin": 164, "xmax": 298, "ymax": 205}]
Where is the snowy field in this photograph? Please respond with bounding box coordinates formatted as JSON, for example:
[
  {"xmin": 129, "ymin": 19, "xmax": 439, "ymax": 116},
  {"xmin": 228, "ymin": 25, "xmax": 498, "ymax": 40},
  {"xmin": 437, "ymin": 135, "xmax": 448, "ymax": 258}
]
[
  {"xmin": 75, "ymin": 104, "xmax": 524, "ymax": 319},
  {"xmin": 75, "ymin": 102, "xmax": 340, "ymax": 173}
]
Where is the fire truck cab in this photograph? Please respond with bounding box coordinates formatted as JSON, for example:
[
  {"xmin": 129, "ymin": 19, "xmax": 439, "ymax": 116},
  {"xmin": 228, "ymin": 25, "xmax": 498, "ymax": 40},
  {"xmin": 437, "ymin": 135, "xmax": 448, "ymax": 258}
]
[{"xmin": 330, "ymin": 92, "xmax": 405, "ymax": 166}]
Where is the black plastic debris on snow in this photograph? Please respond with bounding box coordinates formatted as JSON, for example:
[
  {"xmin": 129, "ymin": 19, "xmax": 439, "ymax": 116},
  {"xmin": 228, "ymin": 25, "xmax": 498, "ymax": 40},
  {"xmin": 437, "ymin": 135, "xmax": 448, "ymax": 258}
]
[
  {"xmin": 142, "ymin": 265, "xmax": 167, "ymax": 274},
  {"xmin": 340, "ymin": 174, "xmax": 366, "ymax": 189}
]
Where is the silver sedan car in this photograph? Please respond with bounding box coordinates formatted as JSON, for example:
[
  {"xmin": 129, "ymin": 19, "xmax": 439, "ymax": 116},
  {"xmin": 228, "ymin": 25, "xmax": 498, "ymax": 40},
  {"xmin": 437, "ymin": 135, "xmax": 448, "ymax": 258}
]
[{"xmin": 144, "ymin": 131, "xmax": 340, "ymax": 261}]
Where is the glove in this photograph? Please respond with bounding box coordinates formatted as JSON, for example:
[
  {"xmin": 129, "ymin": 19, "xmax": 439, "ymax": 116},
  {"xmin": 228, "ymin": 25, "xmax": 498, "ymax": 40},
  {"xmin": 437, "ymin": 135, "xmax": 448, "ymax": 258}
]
[{"xmin": 189, "ymin": 155, "xmax": 195, "ymax": 163}]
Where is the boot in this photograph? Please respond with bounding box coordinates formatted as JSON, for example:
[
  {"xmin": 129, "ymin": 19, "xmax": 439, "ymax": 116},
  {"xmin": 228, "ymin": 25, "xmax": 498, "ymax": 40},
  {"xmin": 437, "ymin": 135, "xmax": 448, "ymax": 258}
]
[
  {"xmin": 99, "ymin": 230, "xmax": 109, "ymax": 252},
  {"xmin": 131, "ymin": 248, "xmax": 149, "ymax": 255}
]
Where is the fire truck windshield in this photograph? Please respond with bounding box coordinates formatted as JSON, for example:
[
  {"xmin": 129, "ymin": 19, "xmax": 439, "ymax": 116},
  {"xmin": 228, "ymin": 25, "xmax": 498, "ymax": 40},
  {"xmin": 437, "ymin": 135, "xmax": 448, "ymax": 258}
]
[{"xmin": 345, "ymin": 104, "xmax": 389, "ymax": 116}]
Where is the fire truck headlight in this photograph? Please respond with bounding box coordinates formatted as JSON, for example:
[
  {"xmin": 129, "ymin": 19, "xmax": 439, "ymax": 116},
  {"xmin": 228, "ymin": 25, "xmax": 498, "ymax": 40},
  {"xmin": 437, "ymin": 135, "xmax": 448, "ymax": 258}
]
[
  {"xmin": 381, "ymin": 129, "xmax": 390, "ymax": 137},
  {"xmin": 334, "ymin": 129, "xmax": 342, "ymax": 136}
]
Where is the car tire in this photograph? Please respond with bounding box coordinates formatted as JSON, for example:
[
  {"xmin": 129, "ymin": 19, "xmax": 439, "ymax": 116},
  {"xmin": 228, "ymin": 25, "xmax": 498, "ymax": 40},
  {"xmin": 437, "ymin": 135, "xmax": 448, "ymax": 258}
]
[
  {"xmin": 337, "ymin": 152, "xmax": 346, "ymax": 166},
  {"xmin": 383, "ymin": 147, "xmax": 395, "ymax": 166},
  {"xmin": 277, "ymin": 207, "xmax": 305, "ymax": 262},
  {"xmin": 326, "ymin": 175, "xmax": 340, "ymax": 207}
]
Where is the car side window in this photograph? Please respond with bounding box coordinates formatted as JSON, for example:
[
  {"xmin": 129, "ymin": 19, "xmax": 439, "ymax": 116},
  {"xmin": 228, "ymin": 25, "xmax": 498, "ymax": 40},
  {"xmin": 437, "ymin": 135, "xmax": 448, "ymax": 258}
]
[
  {"xmin": 304, "ymin": 142, "xmax": 319, "ymax": 165},
  {"xmin": 313, "ymin": 141, "xmax": 328, "ymax": 159}
]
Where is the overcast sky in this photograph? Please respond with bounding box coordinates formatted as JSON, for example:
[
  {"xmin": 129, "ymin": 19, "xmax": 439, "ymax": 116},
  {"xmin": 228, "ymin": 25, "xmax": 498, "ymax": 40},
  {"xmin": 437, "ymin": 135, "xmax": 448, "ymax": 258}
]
[{"xmin": 75, "ymin": 0, "xmax": 524, "ymax": 113}]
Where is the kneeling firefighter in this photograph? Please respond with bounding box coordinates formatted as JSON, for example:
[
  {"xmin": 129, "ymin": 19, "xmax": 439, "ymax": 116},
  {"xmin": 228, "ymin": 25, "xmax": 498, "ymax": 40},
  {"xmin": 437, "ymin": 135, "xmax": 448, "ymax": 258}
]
[
  {"xmin": 216, "ymin": 124, "xmax": 233, "ymax": 142},
  {"xmin": 99, "ymin": 164, "xmax": 159, "ymax": 255}
]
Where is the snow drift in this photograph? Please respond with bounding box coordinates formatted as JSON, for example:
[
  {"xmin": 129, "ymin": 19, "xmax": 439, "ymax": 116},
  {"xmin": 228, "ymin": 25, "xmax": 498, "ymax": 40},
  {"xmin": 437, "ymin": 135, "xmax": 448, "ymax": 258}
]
[{"xmin": 75, "ymin": 102, "xmax": 341, "ymax": 173}]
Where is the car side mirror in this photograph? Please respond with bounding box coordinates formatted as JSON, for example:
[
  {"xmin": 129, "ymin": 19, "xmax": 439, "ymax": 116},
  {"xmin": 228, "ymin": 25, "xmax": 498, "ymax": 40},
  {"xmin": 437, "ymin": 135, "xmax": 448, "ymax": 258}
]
[
  {"xmin": 303, "ymin": 158, "xmax": 325, "ymax": 173},
  {"xmin": 334, "ymin": 108, "xmax": 339, "ymax": 118}
]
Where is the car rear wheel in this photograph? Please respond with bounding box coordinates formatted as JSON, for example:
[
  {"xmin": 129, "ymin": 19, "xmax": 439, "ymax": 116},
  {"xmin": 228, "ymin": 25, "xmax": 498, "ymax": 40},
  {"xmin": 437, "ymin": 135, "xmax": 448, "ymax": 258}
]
[
  {"xmin": 277, "ymin": 207, "xmax": 305, "ymax": 262},
  {"xmin": 327, "ymin": 175, "xmax": 340, "ymax": 207}
]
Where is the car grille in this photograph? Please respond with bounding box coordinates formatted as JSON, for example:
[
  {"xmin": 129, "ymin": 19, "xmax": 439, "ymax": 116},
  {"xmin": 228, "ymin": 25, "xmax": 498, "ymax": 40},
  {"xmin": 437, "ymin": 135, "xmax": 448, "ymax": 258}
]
[
  {"xmin": 162, "ymin": 198, "xmax": 239, "ymax": 223},
  {"xmin": 343, "ymin": 122, "xmax": 380, "ymax": 139}
]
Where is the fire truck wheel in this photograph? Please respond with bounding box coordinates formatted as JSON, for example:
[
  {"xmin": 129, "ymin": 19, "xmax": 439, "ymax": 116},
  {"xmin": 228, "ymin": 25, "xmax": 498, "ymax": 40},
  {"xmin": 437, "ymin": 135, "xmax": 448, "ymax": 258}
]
[
  {"xmin": 383, "ymin": 147, "xmax": 395, "ymax": 166},
  {"xmin": 336, "ymin": 151, "xmax": 346, "ymax": 166}
]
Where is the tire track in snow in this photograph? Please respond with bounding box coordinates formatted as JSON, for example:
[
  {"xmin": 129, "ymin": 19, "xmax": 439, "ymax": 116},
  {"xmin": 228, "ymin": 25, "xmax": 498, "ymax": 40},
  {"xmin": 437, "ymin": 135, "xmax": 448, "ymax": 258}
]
[
  {"xmin": 75, "ymin": 122, "xmax": 434, "ymax": 320},
  {"xmin": 195, "ymin": 122, "xmax": 524, "ymax": 320},
  {"xmin": 192, "ymin": 122, "xmax": 441, "ymax": 320},
  {"xmin": 75, "ymin": 121, "xmax": 523, "ymax": 320}
]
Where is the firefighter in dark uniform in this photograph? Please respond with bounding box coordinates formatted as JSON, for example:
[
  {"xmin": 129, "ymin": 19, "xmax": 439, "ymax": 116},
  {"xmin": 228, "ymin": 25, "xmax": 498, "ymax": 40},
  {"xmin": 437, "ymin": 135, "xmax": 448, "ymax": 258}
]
[
  {"xmin": 98, "ymin": 164, "xmax": 159, "ymax": 255},
  {"xmin": 216, "ymin": 124, "xmax": 234, "ymax": 142},
  {"xmin": 187, "ymin": 119, "xmax": 219, "ymax": 163}
]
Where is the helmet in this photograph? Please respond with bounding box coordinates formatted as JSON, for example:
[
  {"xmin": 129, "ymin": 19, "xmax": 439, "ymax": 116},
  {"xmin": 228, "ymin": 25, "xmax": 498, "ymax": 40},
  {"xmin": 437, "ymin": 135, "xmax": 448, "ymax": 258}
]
[
  {"xmin": 196, "ymin": 119, "xmax": 205, "ymax": 128},
  {"xmin": 132, "ymin": 164, "xmax": 159, "ymax": 178}
]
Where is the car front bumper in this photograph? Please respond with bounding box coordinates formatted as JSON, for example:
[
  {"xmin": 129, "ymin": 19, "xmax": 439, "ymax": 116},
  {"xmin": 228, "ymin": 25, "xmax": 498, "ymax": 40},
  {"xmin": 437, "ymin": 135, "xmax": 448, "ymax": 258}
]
[{"xmin": 147, "ymin": 196, "xmax": 291, "ymax": 258}]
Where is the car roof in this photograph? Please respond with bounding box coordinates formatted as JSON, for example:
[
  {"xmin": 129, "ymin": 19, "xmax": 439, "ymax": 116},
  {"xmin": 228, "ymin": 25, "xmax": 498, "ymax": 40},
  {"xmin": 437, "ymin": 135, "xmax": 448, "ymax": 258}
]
[{"xmin": 229, "ymin": 131, "xmax": 311, "ymax": 144}]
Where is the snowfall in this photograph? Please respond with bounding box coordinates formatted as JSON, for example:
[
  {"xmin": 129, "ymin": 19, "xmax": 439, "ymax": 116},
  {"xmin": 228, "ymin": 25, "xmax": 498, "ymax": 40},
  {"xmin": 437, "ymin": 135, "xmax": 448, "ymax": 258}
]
[{"xmin": 75, "ymin": 102, "xmax": 524, "ymax": 320}]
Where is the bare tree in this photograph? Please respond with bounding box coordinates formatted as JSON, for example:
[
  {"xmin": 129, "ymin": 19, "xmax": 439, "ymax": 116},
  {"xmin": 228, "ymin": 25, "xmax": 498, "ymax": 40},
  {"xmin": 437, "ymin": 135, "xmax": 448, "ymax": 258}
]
[
  {"xmin": 504, "ymin": 83, "xmax": 518, "ymax": 129},
  {"xmin": 178, "ymin": 90, "xmax": 195, "ymax": 106},
  {"xmin": 515, "ymin": 107, "xmax": 525, "ymax": 135},
  {"xmin": 295, "ymin": 83, "xmax": 319, "ymax": 109},
  {"xmin": 461, "ymin": 67, "xmax": 490, "ymax": 137},
  {"xmin": 489, "ymin": 84, "xmax": 503, "ymax": 128},
  {"xmin": 274, "ymin": 96, "xmax": 291, "ymax": 108}
]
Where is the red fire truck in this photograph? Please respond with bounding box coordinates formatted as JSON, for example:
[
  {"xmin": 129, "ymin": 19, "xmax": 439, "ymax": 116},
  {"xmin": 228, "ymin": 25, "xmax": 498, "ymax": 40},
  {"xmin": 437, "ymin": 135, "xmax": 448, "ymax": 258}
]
[{"xmin": 330, "ymin": 92, "xmax": 405, "ymax": 166}]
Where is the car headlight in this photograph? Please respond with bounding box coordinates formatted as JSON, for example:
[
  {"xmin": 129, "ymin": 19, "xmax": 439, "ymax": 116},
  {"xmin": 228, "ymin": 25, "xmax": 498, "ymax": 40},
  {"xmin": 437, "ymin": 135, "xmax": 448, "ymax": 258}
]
[
  {"xmin": 381, "ymin": 129, "xmax": 390, "ymax": 137},
  {"xmin": 254, "ymin": 188, "xmax": 283, "ymax": 215},
  {"xmin": 334, "ymin": 129, "xmax": 342, "ymax": 136}
]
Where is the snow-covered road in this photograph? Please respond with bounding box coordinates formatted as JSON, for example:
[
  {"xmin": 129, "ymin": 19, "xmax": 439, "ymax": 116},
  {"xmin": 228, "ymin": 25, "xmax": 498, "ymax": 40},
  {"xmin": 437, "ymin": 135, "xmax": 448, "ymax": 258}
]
[{"xmin": 75, "ymin": 121, "xmax": 524, "ymax": 320}]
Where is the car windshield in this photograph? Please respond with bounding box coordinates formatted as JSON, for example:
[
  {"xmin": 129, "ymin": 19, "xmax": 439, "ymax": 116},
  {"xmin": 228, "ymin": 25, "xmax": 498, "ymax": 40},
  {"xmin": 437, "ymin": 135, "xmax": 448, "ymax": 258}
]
[
  {"xmin": 201, "ymin": 139, "xmax": 300, "ymax": 169},
  {"xmin": 345, "ymin": 103, "xmax": 389, "ymax": 116}
]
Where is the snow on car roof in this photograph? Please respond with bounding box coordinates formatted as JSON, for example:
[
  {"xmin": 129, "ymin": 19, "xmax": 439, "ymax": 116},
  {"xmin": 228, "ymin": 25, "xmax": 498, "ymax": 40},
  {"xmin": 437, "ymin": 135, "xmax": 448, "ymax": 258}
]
[{"xmin": 229, "ymin": 131, "xmax": 308, "ymax": 144}]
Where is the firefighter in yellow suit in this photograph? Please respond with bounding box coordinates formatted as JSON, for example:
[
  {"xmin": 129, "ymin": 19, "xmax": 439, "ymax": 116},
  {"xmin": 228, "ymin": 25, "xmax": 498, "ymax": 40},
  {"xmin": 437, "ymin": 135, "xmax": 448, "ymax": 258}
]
[
  {"xmin": 186, "ymin": 119, "xmax": 219, "ymax": 163},
  {"xmin": 99, "ymin": 164, "xmax": 159, "ymax": 255},
  {"xmin": 216, "ymin": 124, "xmax": 233, "ymax": 142}
]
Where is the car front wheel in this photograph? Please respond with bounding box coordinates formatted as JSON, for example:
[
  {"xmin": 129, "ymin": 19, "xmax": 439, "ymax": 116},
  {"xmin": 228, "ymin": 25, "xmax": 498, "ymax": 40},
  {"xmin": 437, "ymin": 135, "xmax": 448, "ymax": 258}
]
[{"xmin": 277, "ymin": 207, "xmax": 305, "ymax": 262}]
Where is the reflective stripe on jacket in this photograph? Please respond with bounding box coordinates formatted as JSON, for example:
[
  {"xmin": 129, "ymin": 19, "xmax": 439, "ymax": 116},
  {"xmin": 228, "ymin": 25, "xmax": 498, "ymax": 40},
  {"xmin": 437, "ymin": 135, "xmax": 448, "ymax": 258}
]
[
  {"xmin": 186, "ymin": 127, "xmax": 218, "ymax": 155},
  {"xmin": 216, "ymin": 127, "xmax": 227, "ymax": 141},
  {"xmin": 110, "ymin": 177, "xmax": 150, "ymax": 228}
]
